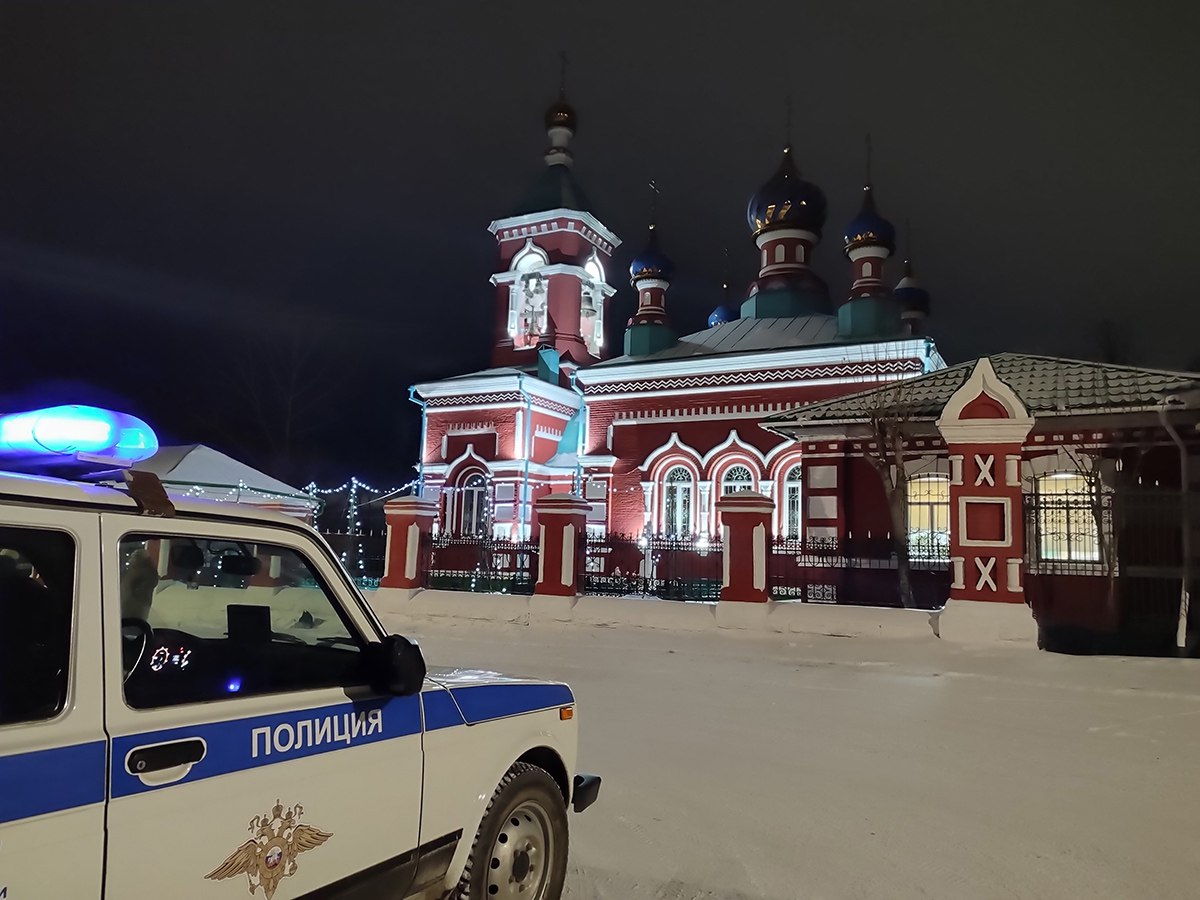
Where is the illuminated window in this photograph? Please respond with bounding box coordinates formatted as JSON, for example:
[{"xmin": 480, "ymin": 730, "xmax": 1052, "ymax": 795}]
[
  {"xmin": 721, "ymin": 464, "xmax": 754, "ymax": 495},
  {"xmin": 774, "ymin": 245, "xmax": 785, "ymax": 263},
  {"xmin": 1035, "ymin": 473, "xmax": 1100, "ymax": 562},
  {"xmin": 584, "ymin": 253, "xmax": 605, "ymax": 283},
  {"xmin": 906, "ymin": 474, "xmax": 950, "ymax": 560},
  {"xmin": 661, "ymin": 466, "xmax": 693, "ymax": 536},
  {"xmin": 782, "ymin": 466, "xmax": 803, "ymax": 539},
  {"xmin": 862, "ymin": 261, "xmax": 873, "ymax": 278},
  {"xmin": 511, "ymin": 240, "xmax": 548, "ymax": 273},
  {"xmin": 795, "ymin": 244, "xmax": 805, "ymax": 263},
  {"xmin": 459, "ymin": 472, "xmax": 490, "ymax": 537}
]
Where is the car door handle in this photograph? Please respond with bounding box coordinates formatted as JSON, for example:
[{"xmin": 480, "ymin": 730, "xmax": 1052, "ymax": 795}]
[{"xmin": 125, "ymin": 738, "xmax": 207, "ymax": 777}]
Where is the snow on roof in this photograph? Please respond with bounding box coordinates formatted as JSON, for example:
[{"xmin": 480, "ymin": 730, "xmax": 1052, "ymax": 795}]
[
  {"xmin": 444, "ymin": 366, "xmax": 527, "ymax": 380},
  {"xmin": 766, "ymin": 353, "xmax": 1200, "ymax": 428},
  {"xmin": 132, "ymin": 444, "xmax": 313, "ymax": 504},
  {"xmin": 594, "ymin": 315, "xmax": 842, "ymax": 367},
  {"xmin": 0, "ymin": 470, "xmax": 317, "ymax": 527}
]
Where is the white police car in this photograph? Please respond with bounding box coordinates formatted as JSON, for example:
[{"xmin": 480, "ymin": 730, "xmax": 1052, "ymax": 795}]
[{"xmin": 0, "ymin": 405, "xmax": 599, "ymax": 899}]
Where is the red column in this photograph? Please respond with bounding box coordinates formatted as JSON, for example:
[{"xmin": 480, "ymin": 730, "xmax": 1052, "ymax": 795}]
[
  {"xmin": 716, "ymin": 490, "xmax": 775, "ymax": 602},
  {"xmin": 380, "ymin": 497, "xmax": 439, "ymax": 590},
  {"xmin": 534, "ymin": 493, "xmax": 591, "ymax": 597},
  {"xmin": 936, "ymin": 358, "xmax": 1035, "ymax": 603}
]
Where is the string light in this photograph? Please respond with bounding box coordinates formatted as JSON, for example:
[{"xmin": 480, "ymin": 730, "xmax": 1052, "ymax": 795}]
[{"xmin": 301, "ymin": 476, "xmax": 421, "ymax": 573}]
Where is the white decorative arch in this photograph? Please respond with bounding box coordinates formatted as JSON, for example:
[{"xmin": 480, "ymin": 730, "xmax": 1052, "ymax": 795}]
[
  {"xmin": 764, "ymin": 441, "xmax": 803, "ymax": 477},
  {"xmin": 442, "ymin": 443, "xmax": 492, "ymax": 482},
  {"xmin": 709, "ymin": 453, "xmax": 763, "ymax": 485},
  {"xmin": 511, "ymin": 239, "xmax": 550, "ymax": 272},
  {"xmin": 700, "ymin": 430, "xmax": 767, "ymax": 469},
  {"xmin": 937, "ymin": 357, "xmax": 1034, "ymax": 445},
  {"xmin": 583, "ymin": 250, "xmax": 605, "ymax": 284},
  {"xmin": 639, "ymin": 432, "xmax": 703, "ymax": 474}
]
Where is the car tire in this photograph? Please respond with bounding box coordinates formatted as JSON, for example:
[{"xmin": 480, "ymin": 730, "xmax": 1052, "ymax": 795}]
[{"xmin": 451, "ymin": 762, "xmax": 569, "ymax": 900}]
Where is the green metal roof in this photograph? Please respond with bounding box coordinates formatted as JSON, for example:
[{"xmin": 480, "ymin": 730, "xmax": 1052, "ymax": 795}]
[{"xmin": 510, "ymin": 164, "xmax": 593, "ymax": 217}]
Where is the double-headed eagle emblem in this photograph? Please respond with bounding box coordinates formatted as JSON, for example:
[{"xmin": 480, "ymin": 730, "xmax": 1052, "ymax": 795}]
[{"xmin": 205, "ymin": 800, "xmax": 332, "ymax": 898}]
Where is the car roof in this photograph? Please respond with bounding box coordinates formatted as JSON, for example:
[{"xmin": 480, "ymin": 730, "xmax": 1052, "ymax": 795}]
[{"xmin": 0, "ymin": 470, "xmax": 315, "ymax": 530}]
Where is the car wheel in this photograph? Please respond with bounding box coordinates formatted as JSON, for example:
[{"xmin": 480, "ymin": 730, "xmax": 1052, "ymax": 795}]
[{"xmin": 452, "ymin": 762, "xmax": 569, "ymax": 900}]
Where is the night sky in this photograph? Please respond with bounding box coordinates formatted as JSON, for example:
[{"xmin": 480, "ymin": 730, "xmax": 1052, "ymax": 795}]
[{"xmin": 1, "ymin": 2, "xmax": 1197, "ymax": 486}]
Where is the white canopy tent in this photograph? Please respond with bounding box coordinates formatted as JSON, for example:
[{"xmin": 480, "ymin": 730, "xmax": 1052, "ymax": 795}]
[{"xmin": 132, "ymin": 444, "xmax": 319, "ymax": 519}]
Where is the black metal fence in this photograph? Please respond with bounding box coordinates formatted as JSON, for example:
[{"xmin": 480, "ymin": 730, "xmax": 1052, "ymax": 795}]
[
  {"xmin": 420, "ymin": 534, "xmax": 539, "ymax": 595},
  {"xmin": 1024, "ymin": 489, "xmax": 1199, "ymax": 655},
  {"xmin": 768, "ymin": 536, "xmax": 950, "ymax": 609},
  {"xmin": 583, "ymin": 534, "xmax": 723, "ymax": 601}
]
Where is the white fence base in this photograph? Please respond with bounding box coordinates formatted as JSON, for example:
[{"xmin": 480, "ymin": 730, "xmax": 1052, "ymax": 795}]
[{"xmin": 369, "ymin": 589, "xmax": 1036, "ymax": 646}]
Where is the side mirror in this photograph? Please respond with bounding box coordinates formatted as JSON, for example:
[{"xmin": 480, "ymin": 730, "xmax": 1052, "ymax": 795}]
[{"xmin": 368, "ymin": 634, "xmax": 427, "ymax": 697}]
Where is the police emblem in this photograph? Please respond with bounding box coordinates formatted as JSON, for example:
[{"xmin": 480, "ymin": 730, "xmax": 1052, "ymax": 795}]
[{"xmin": 205, "ymin": 800, "xmax": 332, "ymax": 898}]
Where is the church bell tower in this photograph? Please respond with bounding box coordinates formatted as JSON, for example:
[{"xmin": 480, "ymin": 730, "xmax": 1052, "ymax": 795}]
[{"xmin": 486, "ymin": 84, "xmax": 620, "ymax": 371}]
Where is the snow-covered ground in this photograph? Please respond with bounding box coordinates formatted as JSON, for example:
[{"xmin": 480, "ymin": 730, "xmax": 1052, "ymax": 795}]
[{"xmin": 381, "ymin": 616, "xmax": 1200, "ymax": 900}]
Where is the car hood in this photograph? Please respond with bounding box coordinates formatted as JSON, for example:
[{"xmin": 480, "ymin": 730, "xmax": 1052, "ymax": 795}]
[
  {"xmin": 425, "ymin": 667, "xmax": 562, "ymax": 688},
  {"xmin": 423, "ymin": 668, "xmax": 574, "ymax": 726}
]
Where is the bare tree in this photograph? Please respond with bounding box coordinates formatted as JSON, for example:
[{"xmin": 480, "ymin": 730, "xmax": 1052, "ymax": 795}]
[
  {"xmin": 860, "ymin": 380, "xmax": 921, "ymax": 609},
  {"xmin": 1040, "ymin": 434, "xmax": 1151, "ymax": 630},
  {"xmin": 203, "ymin": 317, "xmax": 350, "ymax": 481}
]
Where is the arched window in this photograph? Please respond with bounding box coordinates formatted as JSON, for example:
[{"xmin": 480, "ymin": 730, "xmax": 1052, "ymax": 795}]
[
  {"xmin": 795, "ymin": 244, "xmax": 805, "ymax": 263},
  {"xmin": 1035, "ymin": 473, "xmax": 1100, "ymax": 561},
  {"xmin": 458, "ymin": 472, "xmax": 490, "ymax": 537},
  {"xmin": 862, "ymin": 261, "xmax": 873, "ymax": 278},
  {"xmin": 661, "ymin": 466, "xmax": 694, "ymax": 536},
  {"xmin": 584, "ymin": 253, "xmax": 605, "ymax": 283},
  {"xmin": 511, "ymin": 240, "xmax": 548, "ymax": 273},
  {"xmin": 782, "ymin": 465, "xmax": 803, "ymax": 539},
  {"xmin": 774, "ymin": 245, "xmax": 786, "ymax": 263},
  {"xmin": 906, "ymin": 474, "xmax": 950, "ymax": 560},
  {"xmin": 721, "ymin": 464, "xmax": 755, "ymax": 495}
]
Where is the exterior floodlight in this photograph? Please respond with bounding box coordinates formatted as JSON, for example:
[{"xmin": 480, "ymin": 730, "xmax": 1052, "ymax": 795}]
[{"xmin": 0, "ymin": 404, "xmax": 160, "ymax": 465}]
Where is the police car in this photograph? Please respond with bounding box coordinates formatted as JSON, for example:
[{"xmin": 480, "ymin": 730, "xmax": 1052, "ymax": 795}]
[{"xmin": 0, "ymin": 405, "xmax": 599, "ymax": 899}]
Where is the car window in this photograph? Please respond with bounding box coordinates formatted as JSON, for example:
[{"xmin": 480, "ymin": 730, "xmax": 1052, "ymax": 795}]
[
  {"xmin": 0, "ymin": 526, "xmax": 75, "ymax": 727},
  {"xmin": 119, "ymin": 533, "xmax": 369, "ymax": 710}
]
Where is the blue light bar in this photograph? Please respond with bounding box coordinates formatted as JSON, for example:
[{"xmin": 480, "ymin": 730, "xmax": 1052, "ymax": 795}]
[{"xmin": 0, "ymin": 405, "xmax": 159, "ymax": 466}]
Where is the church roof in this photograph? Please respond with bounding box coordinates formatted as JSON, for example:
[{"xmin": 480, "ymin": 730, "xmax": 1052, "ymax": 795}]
[
  {"xmin": 764, "ymin": 353, "xmax": 1200, "ymax": 427},
  {"xmin": 594, "ymin": 315, "xmax": 842, "ymax": 367},
  {"xmin": 510, "ymin": 163, "xmax": 593, "ymax": 217}
]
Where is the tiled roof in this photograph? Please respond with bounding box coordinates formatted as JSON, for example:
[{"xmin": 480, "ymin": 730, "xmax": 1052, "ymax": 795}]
[
  {"xmin": 766, "ymin": 353, "xmax": 1199, "ymax": 426},
  {"xmin": 594, "ymin": 315, "xmax": 844, "ymax": 367}
]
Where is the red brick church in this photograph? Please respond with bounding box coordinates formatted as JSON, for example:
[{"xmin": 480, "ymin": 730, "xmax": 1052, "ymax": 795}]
[
  {"xmin": 402, "ymin": 90, "xmax": 1199, "ymax": 654},
  {"xmin": 413, "ymin": 92, "xmax": 943, "ymax": 543}
]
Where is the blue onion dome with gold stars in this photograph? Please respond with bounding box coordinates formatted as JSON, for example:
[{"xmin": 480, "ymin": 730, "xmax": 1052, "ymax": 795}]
[
  {"xmin": 746, "ymin": 145, "xmax": 828, "ymax": 237},
  {"xmin": 708, "ymin": 304, "xmax": 738, "ymax": 327},
  {"xmin": 893, "ymin": 259, "xmax": 930, "ymax": 313},
  {"xmin": 545, "ymin": 96, "xmax": 577, "ymax": 132},
  {"xmin": 629, "ymin": 227, "xmax": 674, "ymax": 283},
  {"xmin": 843, "ymin": 185, "xmax": 896, "ymax": 255}
]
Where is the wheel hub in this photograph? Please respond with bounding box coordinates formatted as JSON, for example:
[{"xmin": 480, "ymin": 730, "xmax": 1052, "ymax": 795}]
[{"xmin": 488, "ymin": 800, "xmax": 551, "ymax": 898}]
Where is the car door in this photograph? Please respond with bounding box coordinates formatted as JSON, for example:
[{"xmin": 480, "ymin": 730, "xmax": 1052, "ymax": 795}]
[
  {"xmin": 100, "ymin": 513, "xmax": 423, "ymax": 898},
  {"xmin": 0, "ymin": 507, "xmax": 105, "ymax": 899}
]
